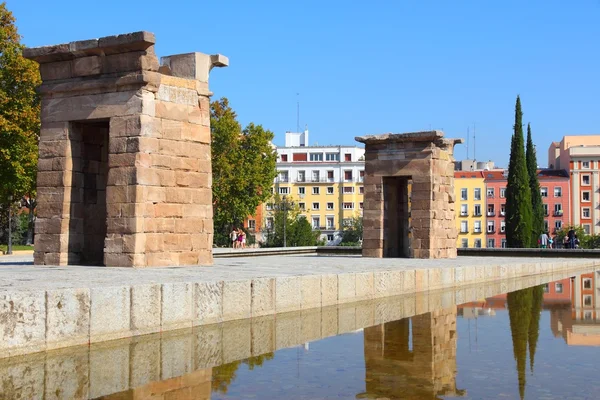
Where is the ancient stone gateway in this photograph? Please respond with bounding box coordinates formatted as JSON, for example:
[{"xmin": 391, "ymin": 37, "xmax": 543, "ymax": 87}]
[
  {"xmin": 356, "ymin": 131, "xmax": 462, "ymax": 259},
  {"xmin": 23, "ymin": 32, "xmax": 227, "ymax": 267}
]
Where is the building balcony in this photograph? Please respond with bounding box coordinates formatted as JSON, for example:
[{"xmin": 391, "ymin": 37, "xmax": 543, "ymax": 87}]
[
  {"xmin": 553, "ymin": 211, "xmax": 564, "ymax": 217},
  {"xmin": 487, "ymin": 211, "xmax": 495, "ymax": 217},
  {"xmin": 487, "ymin": 228, "xmax": 496, "ymax": 234},
  {"xmin": 460, "ymin": 213, "xmax": 469, "ymax": 217},
  {"xmin": 473, "ymin": 229, "xmax": 482, "ymax": 234}
]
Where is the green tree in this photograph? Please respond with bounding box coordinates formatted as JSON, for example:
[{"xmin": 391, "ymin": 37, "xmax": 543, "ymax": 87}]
[
  {"xmin": 211, "ymin": 98, "xmax": 277, "ymax": 246},
  {"xmin": 505, "ymin": 96, "xmax": 533, "ymax": 248},
  {"xmin": 211, "ymin": 353, "xmax": 275, "ymax": 393},
  {"xmin": 526, "ymin": 123, "xmax": 545, "ymax": 245},
  {"xmin": 555, "ymin": 225, "xmax": 586, "ymax": 248},
  {"xmin": 288, "ymin": 216, "xmax": 320, "ymax": 246},
  {"xmin": 262, "ymin": 195, "xmax": 319, "ymax": 247},
  {"xmin": 507, "ymin": 287, "xmax": 533, "ymax": 400},
  {"xmin": 528, "ymin": 285, "xmax": 544, "ymax": 373},
  {"xmin": 0, "ymin": 3, "xmax": 40, "ymax": 244},
  {"xmin": 340, "ymin": 214, "xmax": 363, "ymax": 245}
]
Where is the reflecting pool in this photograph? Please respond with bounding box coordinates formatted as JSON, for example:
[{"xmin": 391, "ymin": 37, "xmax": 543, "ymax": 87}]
[{"xmin": 1, "ymin": 270, "xmax": 599, "ymax": 399}]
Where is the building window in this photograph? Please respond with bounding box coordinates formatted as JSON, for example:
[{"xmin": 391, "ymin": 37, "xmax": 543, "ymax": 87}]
[
  {"xmin": 279, "ymin": 187, "xmax": 289, "ymax": 195},
  {"xmin": 325, "ymin": 153, "xmax": 339, "ymax": 161},
  {"xmin": 582, "ymin": 161, "xmax": 590, "ymax": 169},
  {"xmin": 540, "ymin": 187, "xmax": 548, "ymax": 197},
  {"xmin": 500, "ymin": 188, "xmax": 506, "ymax": 198},
  {"xmin": 554, "ymin": 203, "xmax": 563, "ymax": 216},
  {"xmin": 474, "ymin": 204, "xmax": 482, "ymax": 216},
  {"xmin": 359, "ymin": 170, "xmax": 365, "ymax": 182},
  {"xmin": 544, "ymin": 220, "xmax": 549, "ymax": 231},
  {"xmin": 473, "ymin": 220, "xmax": 482, "ymax": 233},
  {"xmin": 344, "ymin": 170, "xmax": 353, "ymax": 182},
  {"xmin": 266, "ymin": 203, "xmax": 273, "ymax": 211},
  {"xmin": 359, "ymin": 186, "xmax": 364, "ymax": 194},
  {"xmin": 327, "ymin": 202, "xmax": 334, "ymax": 210},
  {"xmin": 327, "ymin": 186, "xmax": 334, "ymax": 194},
  {"xmin": 474, "ymin": 188, "xmax": 481, "ymax": 201},
  {"xmin": 555, "ymin": 220, "xmax": 562, "ymax": 230},
  {"xmin": 327, "ymin": 170, "xmax": 334, "ymax": 181},
  {"xmin": 460, "ymin": 221, "xmax": 468, "ymax": 233},
  {"xmin": 543, "ymin": 284, "xmax": 549, "ymax": 293},
  {"xmin": 487, "ymin": 188, "xmax": 494, "ymax": 198},
  {"xmin": 312, "ymin": 171, "xmax": 320, "ymax": 182},
  {"xmin": 343, "ymin": 202, "xmax": 354, "ymax": 209},
  {"xmin": 474, "ymin": 239, "xmax": 482, "ymax": 248},
  {"xmin": 487, "ymin": 238, "xmax": 495, "ymax": 248},
  {"xmin": 461, "ymin": 239, "xmax": 468, "ymax": 248},
  {"xmin": 582, "ymin": 191, "xmax": 591, "ymax": 202},
  {"xmin": 344, "ymin": 153, "xmax": 351, "ymax": 161},
  {"xmin": 298, "ymin": 187, "xmax": 305, "ymax": 195},
  {"xmin": 461, "ymin": 188, "xmax": 468, "ymax": 201},
  {"xmin": 554, "ymin": 187, "xmax": 562, "ymax": 197},
  {"xmin": 326, "ymin": 216, "xmax": 335, "ymax": 229},
  {"xmin": 555, "ymin": 283, "xmax": 563, "ymax": 294},
  {"xmin": 299, "ymin": 202, "xmax": 305, "ymax": 210},
  {"xmin": 501, "ymin": 239, "xmax": 507, "ymax": 248},
  {"xmin": 247, "ymin": 220, "xmax": 256, "ymax": 230},
  {"xmin": 487, "ymin": 204, "xmax": 494, "ymax": 216},
  {"xmin": 327, "ymin": 234, "xmax": 334, "ymax": 242},
  {"xmin": 582, "ymin": 175, "xmax": 591, "ymax": 185},
  {"xmin": 500, "ymin": 204, "xmax": 506, "ymax": 216},
  {"xmin": 584, "ymin": 295, "xmax": 593, "ymax": 307},
  {"xmin": 266, "ymin": 217, "xmax": 274, "ymax": 229},
  {"xmin": 487, "ymin": 221, "xmax": 495, "ymax": 233},
  {"xmin": 281, "ymin": 154, "xmax": 288, "ymax": 162},
  {"xmin": 359, "ymin": 202, "xmax": 364, "ymax": 209},
  {"xmin": 343, "ymin": 186, "xmax": 354, "ymax": 193},
  {"xmin": 585, "ymin": 311, "xmax": 593, "ymax": 320},
  {"xmin": 501, "ymin": 221, "xmax": 506, "ymax": 233},
  {"xmin": 312, "ymin": 202, "xmax": 320, "ymax": 210},
  {"xmin": 297, "ymin": 171, "xmax": 306, "ymax": 182},
  {"xmin": 460, "ymin": 204, "xmax": 468, "ymax": 216},
  {"xmin": 310, "ymin": 153, "xmax": 323, "ymax": 162},
  {"xmin": 543, "ymin": 204, "xmax": 549, "ymax": 216},
  {"xmin": 582, "ymin": 207, "xmax": 591, "ymax": 219},
  {"xmin": 583, "ymin": 278, "xmax": 592, "ymax": 289},
  {"xmin": 312, "ymin": 217, "xmax": 320, "ymax": 229},
  {"xmin": 278, "ymin": 171, "xmax": 289, "ymax": 182},
  {"xmin": 312, "ymin": 187, "xmax": 320, "ymax": 195},
  {"xmin": 583, "ymin": 224, "xmax": 591, "ymax": 234}
]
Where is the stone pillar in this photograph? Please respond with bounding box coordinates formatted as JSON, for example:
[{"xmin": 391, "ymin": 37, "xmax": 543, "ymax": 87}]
[
  {"xmin": 356, "ymin": 131, "xmax": 462, "ymax": 259},
  {"xmin": 24, "ymin": 32, "xmax": 227, "ymax": 267}
]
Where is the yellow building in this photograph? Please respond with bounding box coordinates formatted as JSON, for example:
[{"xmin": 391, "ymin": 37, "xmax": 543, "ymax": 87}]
[
  {"xmin": 454, "ymin": 171, "xmax": 487, "ymax": 248},
  {"xmin": 250, "ymin": 130, "xmax": 365, "ymax": 244}
]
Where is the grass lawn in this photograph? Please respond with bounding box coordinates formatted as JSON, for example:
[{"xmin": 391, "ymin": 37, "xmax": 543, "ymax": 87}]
[{"xmin": 0, "ymin": 244, "xmax": 34, "ymax": 253}]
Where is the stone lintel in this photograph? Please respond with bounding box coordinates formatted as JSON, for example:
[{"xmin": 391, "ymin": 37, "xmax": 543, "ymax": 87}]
[
  {"xmin": 160, "ymin": 53, "xmax": 229, "ymax": 83},
  {"xmin": 23, "ymin": 31, "xmax": 156, "ymax": 64},
  {"xmin": 356, "ymin": 130, "xmax": 445, "ymax": 145},
  {"xmin": 37, "ymin": 71, "xmax": 162, "ymax": 96}
]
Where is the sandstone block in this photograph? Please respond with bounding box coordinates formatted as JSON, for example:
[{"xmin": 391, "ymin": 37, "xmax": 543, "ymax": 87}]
[
  {"xmin": 321, "ymin": 274, "xmax": 338, "ymax": 306},
  {"xmin": 39, "ymin": 60, "xmax": 72, "ymax": 81},
  {"xmin": 194, "ymin": 281, "xmax": 223, "ymax": 325},
  {"xmin": 90, "ymin": 286, "xmax": 130, "ymax": 343},
  {"xmin": 72, "ymin": 56, "xmax": 102, "ymax": 77},
  {"xmin": 222, "ymin": 280, "xmax": 251, "ymax": 320},
  {"xmin": 301, "ymin": 275, "xmax": 321, "ymax": 309},
  {"xmin": 0, "ymin": 291, "xmax": 47, "ymax": 357},
  {"xmin": 337, "ymin": 273, "xmax": 356, "ymax": 303},
  {"xmin": 275, "ymin": 276, "xmax": 302, "ymax": 313},
  {"xmin": 251, "ymin": 277, "xmax": 275, "ymax": 317},
  {"xmin": 161, "ymin": 282, "xmax": 193, "ymax": 331},
  {"xmin": 130, "ymin": 284, "xmax": 161, "ymax": 336}
]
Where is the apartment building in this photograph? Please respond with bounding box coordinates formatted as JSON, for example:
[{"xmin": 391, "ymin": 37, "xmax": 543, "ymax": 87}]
[
  {"xmin": 454, "ymin": 171, "xmax": 486, "ymax": 248},
  {"xmin": 548, "ymin": 136, "xmax": 600, "ymax": 235},
  {"xmin": 255, "ymin": 131, "xmax": 365, "ymax": 244}
]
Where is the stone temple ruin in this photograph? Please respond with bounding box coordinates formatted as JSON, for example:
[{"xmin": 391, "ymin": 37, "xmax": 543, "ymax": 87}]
[
  {"xmin": 23, "ymin": 32, "xmax": 227, "ymax": 267},
  {"xmin": 356, "ymin": 131, "xmax": 462, "ymax": 259}
]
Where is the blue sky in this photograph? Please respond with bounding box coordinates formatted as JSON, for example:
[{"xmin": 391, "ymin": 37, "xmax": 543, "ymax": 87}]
[{"xmin": 10, "ymin": 0, "xmax": 600, "ymax": 167}]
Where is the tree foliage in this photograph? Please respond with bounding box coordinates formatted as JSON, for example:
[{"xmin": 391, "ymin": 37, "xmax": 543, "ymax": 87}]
[
  {"xmin": 211, "ymin": 98, "xmax": 277, "ymax": 245},
  {"xmin": 212, "ymin": 353, "xmax": 275, "ymax": 393},
  {"xmin": 0, "ymin": 3, "xmax": 40, "ymax": 244},
  {"xmin": 505, "ymin": 96, "xmax": 533, "ymax": 248},
  {"xmin": 262, "ymin": 195, "xmax": 320, "ymax": 247},
  {"xmin": 340, "ymin": 214, "xmax": 363, "ymax": 245},
  {"xmin": 526, "ymin": 123, "xmax": 545, "ymax": 244}
]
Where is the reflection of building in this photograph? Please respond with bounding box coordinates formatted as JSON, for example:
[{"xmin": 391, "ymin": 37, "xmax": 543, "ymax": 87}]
[
  {"xmin": 567, "ymin": 272, "xmax": 600, "ymax": 345},
  {"xmin": 358, "ymin": 307, "xmax": 465, "ymax": 399}
]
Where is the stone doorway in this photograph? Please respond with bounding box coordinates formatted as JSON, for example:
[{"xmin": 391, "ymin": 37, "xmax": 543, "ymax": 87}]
[
  {"xmin": 383, "ymin": 177, "xmax": 412, "ymax": 258},
  {"xmin": 69, "ymin": 121, "xmax": 109, "ymax": 265}
]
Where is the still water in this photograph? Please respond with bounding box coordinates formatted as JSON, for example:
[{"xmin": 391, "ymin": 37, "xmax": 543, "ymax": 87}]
[{"xmin": 1, "ymin": 271, "xmax": 599, "ymax": 399}]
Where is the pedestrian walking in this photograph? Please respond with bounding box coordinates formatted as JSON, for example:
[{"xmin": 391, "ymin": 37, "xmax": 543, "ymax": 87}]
[
  {"xmin": 539, "ymin": 232, "xmax": 549, "ymax": 249},
  {"xmin": 230, "ymin": 228, "xmax": 238, "ymax": 249}
]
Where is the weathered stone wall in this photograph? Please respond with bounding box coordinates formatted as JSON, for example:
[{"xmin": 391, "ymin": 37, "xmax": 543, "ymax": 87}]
[
  {"xmin": 356, "ymin": 132, "xmax": 461, "ymax": 259},
  {"xmin": 24, "ymin": 32, "xmax": 227, "ymax": 267}
]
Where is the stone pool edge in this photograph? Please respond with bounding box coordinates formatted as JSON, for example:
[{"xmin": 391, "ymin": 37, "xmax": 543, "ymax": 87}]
[{"xmin": 1, "ymin": 258, "xmax": 598, "ymax": 359}]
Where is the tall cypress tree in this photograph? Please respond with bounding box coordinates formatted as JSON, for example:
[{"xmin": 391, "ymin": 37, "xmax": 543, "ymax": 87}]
[
  {"xmin": 526, "ymin": 123, "xmax": 545, "ymax": 245},
  {"xmin": 528, "ymin": 284, "xmax": 544, "ymax": 373},
  {"xmin": 505, "ymin": 96, "xmax": 533, "ymax": 248},
  {"xmin": 507, "ymin": 288, "xmax": 533, "ymax": 400}
]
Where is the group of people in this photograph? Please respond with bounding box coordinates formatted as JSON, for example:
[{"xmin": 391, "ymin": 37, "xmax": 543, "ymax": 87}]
[
  {"xmin": 230, "ymin": 228, "xmax": 247, "ymax": 249},
  {"xmin": 538, "ymin": 229, "xmax": 579, "ymax": 249}
]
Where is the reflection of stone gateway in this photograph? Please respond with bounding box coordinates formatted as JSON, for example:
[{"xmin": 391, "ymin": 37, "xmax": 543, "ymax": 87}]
[
  {"xmin": 356, "ymin": 131, "xmax": 462, "ymax": 259},
  {"xmin": 23, "ymin": 32, "xmax": 228, "ymax": 267}
]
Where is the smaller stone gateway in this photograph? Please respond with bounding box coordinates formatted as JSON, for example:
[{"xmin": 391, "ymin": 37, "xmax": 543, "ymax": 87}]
[
  {"xmin": 356, "ymin": 131, "xmax": 463, "ymax": 259},
  {"xmin": 23, "ymin": 32, "xmax": 227, "ymax": 267}
]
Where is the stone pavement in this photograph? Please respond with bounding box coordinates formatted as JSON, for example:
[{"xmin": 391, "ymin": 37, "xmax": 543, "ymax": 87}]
[{"xmin": 0, "ymin": 253, "xmax": 598, "ymax": 358}]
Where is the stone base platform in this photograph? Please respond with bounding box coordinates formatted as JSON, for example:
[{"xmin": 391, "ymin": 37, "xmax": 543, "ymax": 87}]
[{"xmin": 1, "ymin": 255, "xmax": 598, "ymax": 358}]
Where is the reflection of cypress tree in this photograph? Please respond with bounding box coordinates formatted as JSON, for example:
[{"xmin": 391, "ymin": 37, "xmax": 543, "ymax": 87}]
[
  {"xmin": 212, "ymin": 352, "xmax": 276, "ymax": 393},
  {"xmin": 507, "ymin": 288, "xmax": 533, "ymax": 400},
  {"xmin": 528, "ymin": 285, "xmax": 544, "ymax": 373}
]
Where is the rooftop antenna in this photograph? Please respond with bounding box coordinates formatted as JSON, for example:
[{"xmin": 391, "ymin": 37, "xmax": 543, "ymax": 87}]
[
  {"xmin": 467, "ymin": 127, "xmax": 470, "ymax": 159},
  {"xmin": 296, "ymin": 93, "xmax": 300, "ymax": 133}
]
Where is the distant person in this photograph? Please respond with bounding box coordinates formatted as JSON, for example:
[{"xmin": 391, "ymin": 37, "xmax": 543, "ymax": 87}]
[
  {"xmin": 548, "ymin": 237, "xmax": 554, "ymax": 249},
  {"xmin": 567, "ymin": 229, "xmax": 576, "ymax": 249},
  {"xmin": 539, "ymin": 232, "xmax": 549, "ymax": 249},
  {"xmin": 230, "ymin": 228, "xmax": 238, "ymax": 248}
]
